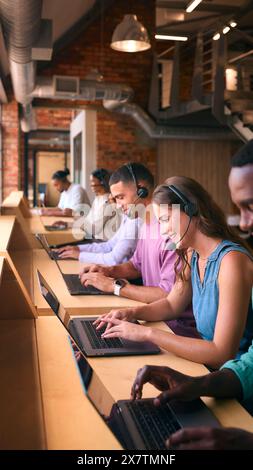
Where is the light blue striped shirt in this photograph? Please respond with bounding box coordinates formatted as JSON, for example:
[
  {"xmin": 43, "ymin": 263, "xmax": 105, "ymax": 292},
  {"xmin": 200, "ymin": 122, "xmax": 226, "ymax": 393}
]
[{"xmin": 78, "ymin": 215, "xmax": 142, "ymax": 265}]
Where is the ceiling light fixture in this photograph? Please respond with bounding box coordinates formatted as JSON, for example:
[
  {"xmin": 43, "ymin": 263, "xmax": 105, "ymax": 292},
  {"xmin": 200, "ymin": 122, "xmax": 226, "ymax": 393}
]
[
  {"xmin": 222, "ymin": 26, "xmax": 230, "ymax": 35},
  {"xmin": 213, "ymin": 18, "xmax": 238, "ymax": 41},
  {"xmin": 155, "ymin": 34, "xmax": 188, "ymax": 42},
  {"xmin": 186, "ymin": 0, "xmax": 203, "ymax": 14},
  {"xmin": 212, "ymin": 32, "xmax": 221, "ymax": 41},
  {"xmin": 110, "ymin": 14, "xmax": 151, "ymax": 52}
]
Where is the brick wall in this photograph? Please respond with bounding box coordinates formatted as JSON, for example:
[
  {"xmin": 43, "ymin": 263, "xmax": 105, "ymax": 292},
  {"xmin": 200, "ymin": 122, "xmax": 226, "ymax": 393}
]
[
  {"xmin": 37, "ymin": 0, "xmax": 157, "ymax": 178},
  {"xmin": 1, "ymin": 0, "xmax": 157, "ymax": 199},
  {"xmin": 35, "ymin": 108, "xmax": 73, "ymax": 128},
  {"xmin": 97, "ymin": 110, "xmax": 157, "ymax": 178},
  {"xmin": 1, "ymin": 101, "xmax": 20, "ymax": 199}
]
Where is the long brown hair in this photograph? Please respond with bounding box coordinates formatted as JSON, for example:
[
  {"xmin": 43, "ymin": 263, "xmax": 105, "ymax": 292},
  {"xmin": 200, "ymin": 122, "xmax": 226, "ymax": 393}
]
[{"xmin": 152, "ymin": 176, "xmax": 248, "ymax": 281}]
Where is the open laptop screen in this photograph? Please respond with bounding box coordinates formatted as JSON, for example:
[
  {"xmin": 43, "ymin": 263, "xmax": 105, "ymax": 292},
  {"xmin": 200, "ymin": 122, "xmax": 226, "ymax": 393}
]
[
  {"xmin": 36, "ymin": 270, "xmax": 220, "ymax": 450},
  {"xmin": 35, "ymin": 233, "xmax": 51, "ymax": 255},
  {"xmin": 37, "ymin": 270, "xmax": 60, "ymax": 314},
  {"xmin": 37, "ymin": 270, "xmax": 119, "ymax": 435}
]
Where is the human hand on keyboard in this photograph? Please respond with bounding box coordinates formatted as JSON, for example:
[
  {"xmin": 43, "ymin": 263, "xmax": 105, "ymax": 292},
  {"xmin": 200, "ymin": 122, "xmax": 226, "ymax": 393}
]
[
  {"xmin": 131, "ymin": 365, "xmax": 203, "ymax": 404},
  {"xmin": 79, "ymin": 264, "xmax": 112, "ymax": 276},
  {"xmin": 93, "ymin": 307, "xmax": 137, "ymax": 333},
  {"xmin": 100, "ymin": 317, "xmax": 151, "ymax": 343},
  {"xmin": 166, "ymin": 427, "xmax": 253, "ymax": 450},
  {"xmin": 56, "ymin": 245, "xmax": 80, "ymax": 259},
  {"xmin": 52, "ymin": 220, "xmax": 68, "ymax": 228},
  {"xmin": 79, "ymin": 272, "xmax": 114, "ymax": 292}
]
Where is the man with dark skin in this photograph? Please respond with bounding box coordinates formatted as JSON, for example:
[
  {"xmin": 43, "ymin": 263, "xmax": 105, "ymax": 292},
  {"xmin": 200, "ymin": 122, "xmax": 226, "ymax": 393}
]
[
  {"xmin": 41, "ymin": 168, "xmax": 89, "ymax": 217},
  {"xmin": 131, "ymin": 140, "xmax": 253, "ymax": 450}
]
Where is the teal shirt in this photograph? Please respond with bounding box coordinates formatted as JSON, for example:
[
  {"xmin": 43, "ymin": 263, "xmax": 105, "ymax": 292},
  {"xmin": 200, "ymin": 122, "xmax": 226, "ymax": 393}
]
[{"xmin": 221, "ymin": 340, "xmax": 253, "ymax": 401}]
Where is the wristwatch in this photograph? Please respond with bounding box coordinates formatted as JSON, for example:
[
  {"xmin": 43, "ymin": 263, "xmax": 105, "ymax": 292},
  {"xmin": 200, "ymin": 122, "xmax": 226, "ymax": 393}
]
[{"xmin": 113, "ymin": 278, "xmax": 127, "ymax": 296}]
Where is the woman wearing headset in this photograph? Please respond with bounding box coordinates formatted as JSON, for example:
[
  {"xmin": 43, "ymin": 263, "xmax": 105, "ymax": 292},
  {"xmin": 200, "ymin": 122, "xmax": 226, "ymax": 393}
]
[
  {"xmin": 83, "ymin": 169, "xmax": 122, "ymax": 240},
  {"xmin": 95, "ymin": 176, "xmax": 253, "ymax": 369},
  {"xmin": 58, "ymin": 169, "xmax": 122, "ymax": 254}
]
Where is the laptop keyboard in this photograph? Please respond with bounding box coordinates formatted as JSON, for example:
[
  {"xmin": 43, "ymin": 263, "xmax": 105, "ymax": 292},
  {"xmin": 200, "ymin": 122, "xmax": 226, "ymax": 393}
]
[
  {"xmin": 125, "ymin": 400, "xmax": 181, "ymax": 450},
  {"xmin": 51, "ymin": 251, "xmax": 61, "ymax": 260},
  {"xmin": 81, "ymin": 320, "xmax": 124, "ymax": 349},
  {"xmin": 64, "ymin": 274, "xmax": 102, "ymax": 294},
  {"xmin": 44, "ymin": 225, "xmax": 66, "ymax": 231}
]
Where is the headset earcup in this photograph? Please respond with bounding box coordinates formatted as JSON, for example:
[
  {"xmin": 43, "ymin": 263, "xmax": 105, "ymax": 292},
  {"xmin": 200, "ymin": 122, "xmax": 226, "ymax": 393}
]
[
  {"xmin": 137, "ymin": 187, "xmax": 149, "ymax": 199},
  {"xmin": 185, "ymin": 204, "xmax": 197, "ymax": 217}
]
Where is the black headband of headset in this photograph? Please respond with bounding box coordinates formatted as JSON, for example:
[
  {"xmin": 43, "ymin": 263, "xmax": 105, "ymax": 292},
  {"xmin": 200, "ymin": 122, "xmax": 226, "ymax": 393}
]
[{"xmin": 168, "ymin": 184, "xmax": 198, "ymax": 217}]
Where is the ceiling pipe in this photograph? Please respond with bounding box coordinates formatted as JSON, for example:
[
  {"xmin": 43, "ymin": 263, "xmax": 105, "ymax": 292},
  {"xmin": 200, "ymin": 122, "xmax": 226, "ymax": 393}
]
[
  {"xmin": 0, "ymin": 0, "xmax": 42, "ymax": 131},
  {"xmin": 0, "ymin": 1, "xmax": 235, "ymax": 140},
  {"xmin": 103, "ymin": 100, "xmax": 236, "ymax": 140},
  {"xmin": 30, "ymin": 76, "xmax": 134, "ymax": 102}
]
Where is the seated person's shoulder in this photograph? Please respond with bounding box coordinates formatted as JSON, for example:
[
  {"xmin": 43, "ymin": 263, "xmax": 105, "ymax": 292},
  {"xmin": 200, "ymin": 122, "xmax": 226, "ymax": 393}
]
[
  {"xmin": 218, "ymin": 249, "xmax": 253, "ymax": 287},
  {"xmin": 220, "ymin": 248, "xmax": 253, "ymax": 273}
]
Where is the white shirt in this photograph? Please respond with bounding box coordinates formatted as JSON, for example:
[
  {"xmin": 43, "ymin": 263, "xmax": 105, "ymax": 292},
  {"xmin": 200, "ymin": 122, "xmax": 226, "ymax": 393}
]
[
  {"xmin": 83, "ymin": 194, "xmax": 122, "ymax": 240},
  {"xmin": 58, "ymin": 183, "xmax": 90, "ymax": 211},
  {"xmin": 78, "ymin": 215, "xmax": 142, "ymax": 265}
]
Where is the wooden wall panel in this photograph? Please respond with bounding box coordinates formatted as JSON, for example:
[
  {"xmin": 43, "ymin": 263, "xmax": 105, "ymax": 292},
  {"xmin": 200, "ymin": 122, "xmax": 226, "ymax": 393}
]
[{"xmin": 157, "ymin": 139, "xmax": 241, "ymax": 214}]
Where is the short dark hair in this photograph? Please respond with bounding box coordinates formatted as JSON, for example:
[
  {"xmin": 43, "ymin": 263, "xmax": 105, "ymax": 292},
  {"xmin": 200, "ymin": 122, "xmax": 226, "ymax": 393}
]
[
  {"xmin": 109, "ymin": 163, "xmax": 154, "ymax": 189},
  {"xmin": 231, "ymin": 140, "xmax": 253, "ymax": 167},
  {"xmin": 52, "ymin": 168, "xmax": 70, "ymax": 181},
  {"xmin": 91, "ymin": 168, "xmax": 110, "ymax": 192}
]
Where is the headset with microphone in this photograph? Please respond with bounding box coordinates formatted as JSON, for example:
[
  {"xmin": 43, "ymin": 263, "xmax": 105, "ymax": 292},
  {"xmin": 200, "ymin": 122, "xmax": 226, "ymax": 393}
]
[
  {"xmin": 123, "ymin": 163, "xmax": 149, "ymax": 219},
  {"xmin": 165, "ymin": 185, "xmax": 198, "ymax": 251},
  {"xmin": 125, "ymin": 163, "xmax": 149, "ymax": 199}
]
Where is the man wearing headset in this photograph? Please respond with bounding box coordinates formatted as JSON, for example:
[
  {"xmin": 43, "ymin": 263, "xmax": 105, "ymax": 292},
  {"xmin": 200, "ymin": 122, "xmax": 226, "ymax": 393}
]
[
  {"xmin": 56, "ymin": 163, "xmax": 152, "ymax": 267},
  {"xmin": 131, "ymin": 140, "xmax": 253, "ymax": 450},
  {"xmin": 79, "ymin": 163, "xmax": 195, "ymax": 337}
]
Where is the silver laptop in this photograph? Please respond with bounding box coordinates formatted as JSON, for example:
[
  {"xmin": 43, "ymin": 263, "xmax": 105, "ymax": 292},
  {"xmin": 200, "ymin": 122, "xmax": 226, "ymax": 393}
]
[{"xmin": 37, "ymin": 270, "xmax": 160, "ymax": 357}]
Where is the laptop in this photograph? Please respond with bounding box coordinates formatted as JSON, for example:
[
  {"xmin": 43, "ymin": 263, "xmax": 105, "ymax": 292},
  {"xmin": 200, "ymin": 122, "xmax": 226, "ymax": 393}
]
[
  {"xmin": 49, "ymin": 237, "xmax": 103, "ymax": 250},
  {"xmin": 54, "ymin": 257, "xmax": 106, "ymax": 295},
  {"xmin": 78, "ymin": 364, "xmax": 220, "ymax": 451},
  {"xmin": 35, "ymin": 233, "xmax": 70, "ymax": 261},
  {"xmin": 44, "ymin": 223, "xmax": 68, "ymax": 231},
  {"xmin": 37, "ymin": 270, "xmax": 160, "ymax": 358},
  {"xmin": 70, "ymin": 333, "xmax": 221, "ymax": 450}
]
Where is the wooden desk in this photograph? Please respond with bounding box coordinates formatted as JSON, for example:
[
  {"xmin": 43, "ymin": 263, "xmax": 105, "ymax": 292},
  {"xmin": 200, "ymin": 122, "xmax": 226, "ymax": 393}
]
[
  {"xmin": 0, "ymin": 255, "xmax": 40, "ymax": 449},
  {"xmin": 0, "ymin": 255, "xmax": 119, "ymax": 450},
  {"xmin": 1, "ymin": 190, "xmax": 31, "ymax": 219},
  {"xmin": 0, "ymin": 319, "xmax": 46, "ymax": 449},
  {"xmin": 1, "ymin": 245, "xmax": 252, "ymax": 449},
  {"xmin": 85, "ymin": 320, "xmax": 253, "ymax": 432},
  {"xmin": 36, "ymin": 316, "xmax": 121, "ymax": 450},
  {"xmin": 0, "ymin": 216, "xmax": 35, "ymax": 304},
  {"xmin": 1, "ymin": 204, "xmax": 38, "ymax": 247},
  {"xmin": 29, "ymin": 214, "xmax": 84, "ymax": 245},
  {"xmin": 33, "ymin": 249, "xmax": 144, "ymax": 315}
]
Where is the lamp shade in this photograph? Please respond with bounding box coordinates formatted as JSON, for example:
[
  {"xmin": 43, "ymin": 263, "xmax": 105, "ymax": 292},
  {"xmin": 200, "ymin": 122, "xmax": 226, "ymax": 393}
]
[{"xmin": 111, "ymin": 14, "xmax": 151, "ymax": 52}]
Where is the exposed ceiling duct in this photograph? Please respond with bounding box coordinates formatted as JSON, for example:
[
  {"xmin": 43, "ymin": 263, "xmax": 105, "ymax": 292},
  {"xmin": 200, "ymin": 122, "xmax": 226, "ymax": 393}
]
[
  {"xmin": 29, "ymin": 75, "xmax": 232, "ymax": 140},
  {"xmin": 103, "ymin": 100, "xmax": 236, "ymax": 140},
  {"xmin": 0, "ymin": 1, "xmax": 236, "ymax": 140},
  {"xmin": 30, "ymin": 75, "xmax": 134, "ymax": 102},
  {"xmin": 0, "ymin": 0, "xmax": 52, "ymax": 132},
  {"xmin": 0, "ymin": 0, "xmax": 134, "ymax": 132}
]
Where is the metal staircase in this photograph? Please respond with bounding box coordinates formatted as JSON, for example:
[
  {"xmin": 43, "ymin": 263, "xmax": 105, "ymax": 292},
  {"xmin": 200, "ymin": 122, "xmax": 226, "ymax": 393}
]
[{"xmin": 149, "ymin": 30, "xmax": 253, "ymax": 142}]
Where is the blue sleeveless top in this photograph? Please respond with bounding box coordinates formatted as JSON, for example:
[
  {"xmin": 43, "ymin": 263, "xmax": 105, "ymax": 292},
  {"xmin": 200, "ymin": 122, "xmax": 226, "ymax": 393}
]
[{"xmin": 191, "ymin": 240, "xmax": 253, "ymax": 358}]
